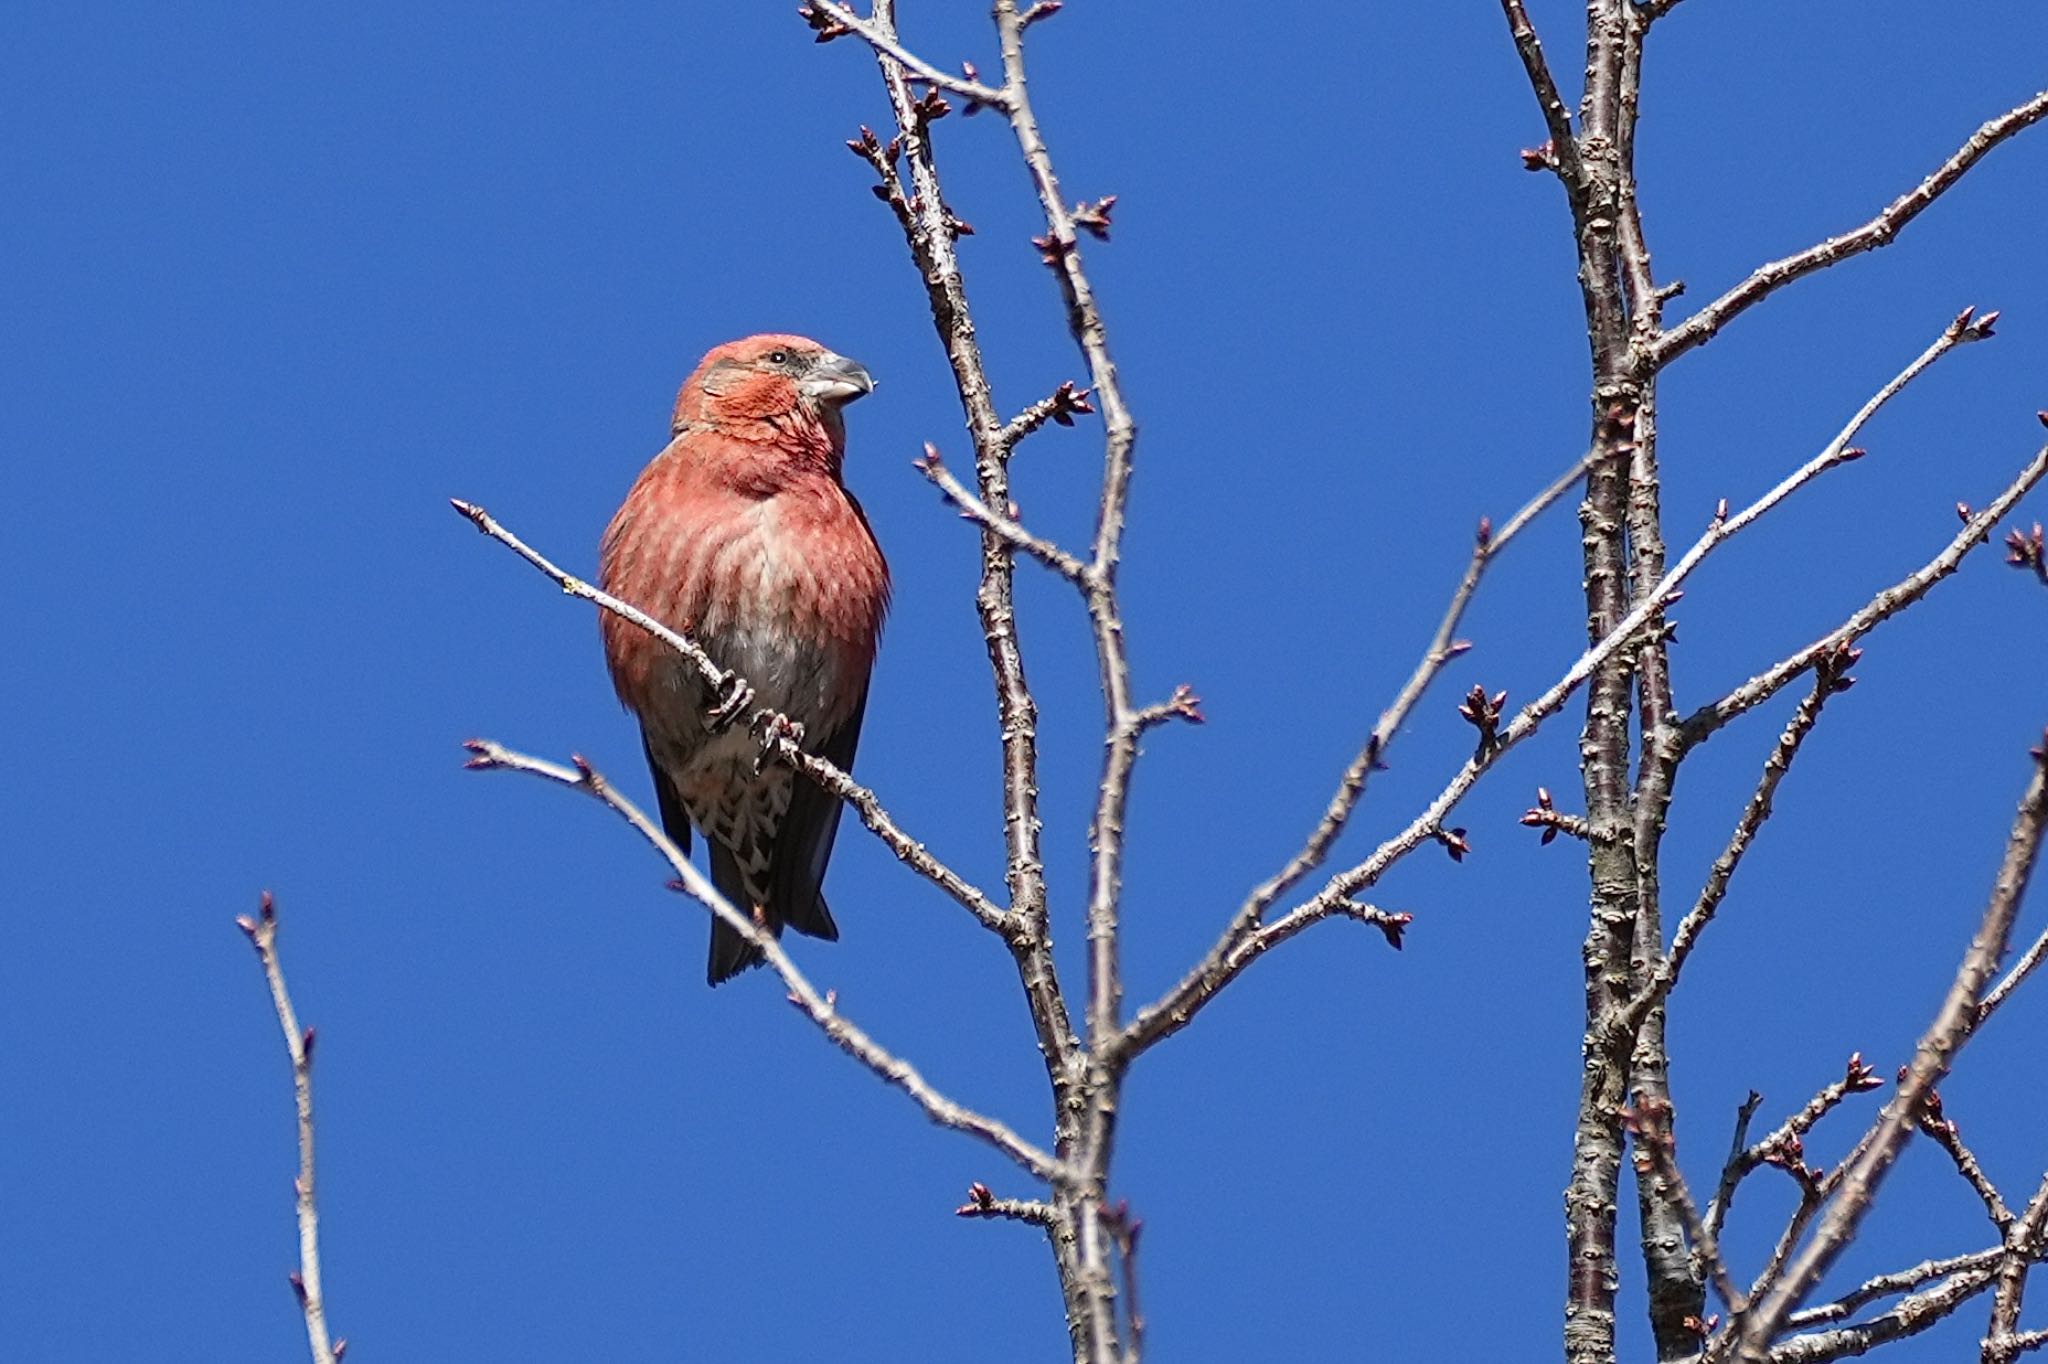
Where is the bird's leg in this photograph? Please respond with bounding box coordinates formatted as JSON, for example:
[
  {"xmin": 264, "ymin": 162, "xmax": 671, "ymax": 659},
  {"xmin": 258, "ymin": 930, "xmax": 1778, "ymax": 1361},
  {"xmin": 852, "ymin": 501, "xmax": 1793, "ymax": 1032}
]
[
  {"xmin": 704, "ymin": 672, "xmax": 755, "ymax": 732},
  {"xmin": 750, "ymin": 711, "xmax": 806, "ymax": 777}
]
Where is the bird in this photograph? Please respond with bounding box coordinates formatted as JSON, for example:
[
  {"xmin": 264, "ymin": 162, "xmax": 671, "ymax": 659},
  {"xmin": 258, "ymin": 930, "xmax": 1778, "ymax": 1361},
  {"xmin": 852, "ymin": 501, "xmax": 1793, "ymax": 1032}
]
[{"xmin": 598, "ymin": 334, "xmax": 889, "ymax": 984}]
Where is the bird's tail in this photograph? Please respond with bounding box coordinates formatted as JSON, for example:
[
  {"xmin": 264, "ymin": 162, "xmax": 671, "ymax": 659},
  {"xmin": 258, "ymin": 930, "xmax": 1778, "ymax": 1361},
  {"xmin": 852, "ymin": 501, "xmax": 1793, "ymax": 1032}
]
[
  {"xmin": 705, "ymin": 841, "xmax": 841, "ymax": 985},
  {"xmin": 707, "ymin": 841, "xmax": 768, "ymax": 985}
]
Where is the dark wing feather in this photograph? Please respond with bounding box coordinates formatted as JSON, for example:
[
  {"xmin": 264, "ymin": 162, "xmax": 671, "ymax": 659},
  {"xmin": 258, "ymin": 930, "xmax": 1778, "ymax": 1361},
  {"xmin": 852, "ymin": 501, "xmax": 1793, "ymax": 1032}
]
[
  {"xmin": 767, "ymin": 688, "xmax": 863, "ymax": 944},
  {"xmin": 646, "ymin": 730, "xmax": 760, "ymax": 985},
  {"xmin": 640, "ymin": 732, "xmax": 692, "ymax": 858}
]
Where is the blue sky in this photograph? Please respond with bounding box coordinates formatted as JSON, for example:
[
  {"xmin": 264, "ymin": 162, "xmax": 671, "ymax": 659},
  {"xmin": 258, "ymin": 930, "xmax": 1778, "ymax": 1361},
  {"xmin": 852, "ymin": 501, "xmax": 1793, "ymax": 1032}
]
[{"xmin": 5, "ymin": 3, "xmax": 2047, "ymax": 1361}]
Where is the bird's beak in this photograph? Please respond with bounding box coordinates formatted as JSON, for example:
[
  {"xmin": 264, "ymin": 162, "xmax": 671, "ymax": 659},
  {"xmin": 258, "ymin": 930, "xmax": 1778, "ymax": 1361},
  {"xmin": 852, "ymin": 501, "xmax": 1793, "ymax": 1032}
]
[{"xmin": 802, "ymin": 352, "xmax": 876, "ymax": 405}]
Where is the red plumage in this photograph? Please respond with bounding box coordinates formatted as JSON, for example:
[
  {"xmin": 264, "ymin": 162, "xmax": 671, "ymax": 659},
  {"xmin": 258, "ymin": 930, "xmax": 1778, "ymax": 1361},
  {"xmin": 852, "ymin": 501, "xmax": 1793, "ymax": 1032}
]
[{"xmin": 599, "ymin": 335, "xmax": 889, "ymax": 983}]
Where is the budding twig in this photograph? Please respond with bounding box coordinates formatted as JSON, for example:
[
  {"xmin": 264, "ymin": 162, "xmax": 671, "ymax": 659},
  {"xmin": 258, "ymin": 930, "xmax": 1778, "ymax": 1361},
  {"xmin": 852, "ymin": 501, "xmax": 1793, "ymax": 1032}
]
[
  {"xmin": 955, "ymin": 1181, "xmax": 1055, "ymax": 1227},
  {"xmin": 913, "ymin": 444, "xmax": 1090, "ymax": 582},
  {"xmin": 1521, "ymin": 786, "xmax": 1589, "ymax": 845},
  {"xmin": 235, "ymin": 894, "xmax": 340, "ymax": 1364},
  {"xmin": 1732, "ymin": 742, "xmax": 2048, "ymax": 1356},
  {"xmin": 802, "ymin": 1, "xmax": 1009, "ymax": 107},
  {"xmin": 1651, "ymin": 86, "xmax": 2048, "ymax": 367}
]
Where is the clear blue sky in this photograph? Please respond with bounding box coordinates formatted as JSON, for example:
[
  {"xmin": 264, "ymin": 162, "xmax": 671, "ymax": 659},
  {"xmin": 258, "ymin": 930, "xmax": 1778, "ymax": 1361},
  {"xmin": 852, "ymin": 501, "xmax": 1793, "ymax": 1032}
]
[{"xmin": 6, "ymin": 4, "xmax": 2047, "ymax": 1361}]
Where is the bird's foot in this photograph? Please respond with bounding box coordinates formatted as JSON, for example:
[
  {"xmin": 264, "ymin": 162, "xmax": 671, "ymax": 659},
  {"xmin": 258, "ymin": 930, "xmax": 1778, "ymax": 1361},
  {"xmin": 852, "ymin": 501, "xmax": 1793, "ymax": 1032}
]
[
  {"xmin": 750, "ymin": 711, "xmax": 806, "ymax": 776},
  {"xmin": 704, "ymin": 673, "xmax": 755, "ymax": 732}
]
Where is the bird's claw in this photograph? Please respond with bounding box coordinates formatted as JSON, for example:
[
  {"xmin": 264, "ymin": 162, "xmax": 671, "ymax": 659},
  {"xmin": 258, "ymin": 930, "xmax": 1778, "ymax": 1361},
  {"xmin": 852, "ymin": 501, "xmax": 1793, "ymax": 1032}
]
[
  {"xmin": 750, "ymin": 712, "xmax": 806, "ymax": 776},
  {"xmin": 705, "ymin": 674, "xmax": 754, "ymax": 732}
]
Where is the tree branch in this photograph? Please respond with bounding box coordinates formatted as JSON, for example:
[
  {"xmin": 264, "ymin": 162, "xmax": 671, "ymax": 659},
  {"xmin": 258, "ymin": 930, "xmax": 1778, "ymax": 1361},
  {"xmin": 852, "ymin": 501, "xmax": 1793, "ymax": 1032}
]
[
  {"xmin": 913, "ymin": 444, "xmax": 1091, "ymax": 582},
  {"xmin": 450, "ymin": 499, "xmax": 1012, "ymax": 936},
  {"xmin": 855, "ymin": 0, "xmax": 1083, "ymax": 1103},
  {"xmin": 1498, "ymin": 0, "xmax": 1586, "ymax": 195},
  {"xmin": 1215, "ymin": 449, "xmax": 1591, "ymax": 969},
  {"xmin": 805, "ymin": 1, "xmax": 1009, "ymax": 106},
  {"xmin": 1627, "ymin": 649, "xmax": 1854, "ymax": 1027},
  {"xmin": 1986, "ymin": 1170, "xmax": 2048, "ymax": 1364},
  {"xmin": 1733, "ymin": 736, "xmax": 2048, "ymax": 1357},
  {"xmin": 1120, "ymin": 395, "xmax": 1883, "ymax": 1058},
  {"xmin": 235, "ymin": 893, "xmax": 340, "ymax": 1364},
  {"xmin": 1650, "ymin": 91, "xmax": 2048, "ymax": 368},
  {"xmin": 1681, "ymin": 431, "xmax": 2048, "ymax": 750},
  {"xmin": 463, "ymin": 741, "xmax": 1077, "ymax": 1187}
]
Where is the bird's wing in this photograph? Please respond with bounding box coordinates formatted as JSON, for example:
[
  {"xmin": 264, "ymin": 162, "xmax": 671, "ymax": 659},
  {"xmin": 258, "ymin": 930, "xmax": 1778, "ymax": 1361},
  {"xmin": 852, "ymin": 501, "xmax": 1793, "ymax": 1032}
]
[
  {"xmin": 640, "ymin": 731, "xmax": 692, "ymax": 859},
  {"xmin": 767, "ymin": 687, "xmax": 864, "ymax": 945}
]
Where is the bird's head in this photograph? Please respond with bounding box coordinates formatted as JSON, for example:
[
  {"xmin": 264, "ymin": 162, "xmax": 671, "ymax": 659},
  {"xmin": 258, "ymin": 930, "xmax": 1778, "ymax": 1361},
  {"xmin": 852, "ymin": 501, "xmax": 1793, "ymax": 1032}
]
[{"xmin": 672, "ymin": 335, "xmax": 875, "ymax": 452}]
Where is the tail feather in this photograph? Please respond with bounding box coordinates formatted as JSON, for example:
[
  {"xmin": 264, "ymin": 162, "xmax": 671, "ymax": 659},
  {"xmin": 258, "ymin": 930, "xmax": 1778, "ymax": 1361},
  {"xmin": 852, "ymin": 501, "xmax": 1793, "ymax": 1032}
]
[{"xmin": 706, "ymin": 840, "xmax": 767, "ymax": 985}]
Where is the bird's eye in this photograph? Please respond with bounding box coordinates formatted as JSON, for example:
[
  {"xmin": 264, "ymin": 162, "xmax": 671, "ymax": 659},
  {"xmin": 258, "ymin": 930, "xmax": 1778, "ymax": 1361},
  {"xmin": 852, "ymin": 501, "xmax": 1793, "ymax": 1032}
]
[{"xmin": 766, "ymin": 350, "xmax": 791, "ymax": 366}]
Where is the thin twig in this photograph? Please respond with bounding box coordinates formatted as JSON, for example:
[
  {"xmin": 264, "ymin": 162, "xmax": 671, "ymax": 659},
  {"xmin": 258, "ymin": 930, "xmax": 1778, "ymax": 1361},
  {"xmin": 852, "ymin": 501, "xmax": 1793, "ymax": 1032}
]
[
  {"xmin": 914, "ymin": 445, "xmax": 1091, "ymax": 581},
  {"xmin": 1651, "ymin": 93, "xmax": 2048, "ymax": 368},
  {"xmin": 450, "ymin": 499, "xmax": 1010, "ymax": 935},
  {"xmin": 955, "ymin": 1182, "xmax": 1057, "ymax": 1228},
  {"xmin": 1912, "ymin": 1092, "xmax": 2013, "ymax": 1231},
  {"xmin": 235, "ymin": 893, "xmax": 339, "ymax": 1364},
  {"xmin": 985, "ymin": 8, "xmax": 1148, "ymax": 1354},
  {"xmin": 807, "ymin": 1, "xmax": 1009, "ymax": 106},
  {"xmin": 1978, "ymin": 921, "xmax": 2048, "ymax": 1024},
  {"xmin": 1733, "ymin": 740, "xmax": 2048, "ymax": 1358},
  {"xmin": 1766, "ymin": 1265, "xmax": 2000, "ymax": 1362},
  {"xmin": 1705, "ymin": 1091, "xmax": 1765, "ymax": 1245},
  {"xmin": 1232, "ymin": 449, "xmax": 1592, "ymax": 937},
  {"xmin": 1785, "ymin": 1248, "xmax": 2005, "ymax": 1329},
  {"xmin": 1120, "ymin": 379, "xmax": 1920, "ymax": 1059},
  {"xmin": 857, "ymin": 0, "xmax": 1081, "ymax": 1094},
  {"xmin": 1498, "ymin": 0, "xmax": 1586, "ymax": 193},
  {"xmin": 1682, "ymin": 434, "xmax": 2048, "ymax": 750},
  {"xmin": 1628, "ymin": 650, "xmax": 1853, "ymax": 1025},
  {"xmin": 463, "ymin": 741, "xmax": 1076, "ymax": 1187},
  {"xmin": 999, "ymin": 380, "xmax": 1094, "ymax": 449}
]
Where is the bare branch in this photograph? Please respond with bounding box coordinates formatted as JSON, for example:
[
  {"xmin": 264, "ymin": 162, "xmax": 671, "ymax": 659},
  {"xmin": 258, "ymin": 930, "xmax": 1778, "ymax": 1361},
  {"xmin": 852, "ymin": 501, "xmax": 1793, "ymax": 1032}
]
[
  {"xmin": 1522, "ymin": 785, "xmax": 1591, "ymax": 844},
  {"xmin": 1986, "ymin": 1170, "xmax": 2048, "ymax": 1364},
  {"xmin": 1733, "ymin": 739, "xmax": 2048, "ymax": 1357},
  {"xmin": 235, "ymin": 893, "xmax": 339, "ymax": 1364},
  {"xmin": 805, "ymin": 1, "xmax": 1009, "ymax": 106},
  {"xmin": 1628, "ymin": 648, "xmax": 1855, "ymax": 1024},
  {"xmin": 1705, "ymin": 1091, "xmax": 1766, "ymax": 1246},
  {"xmin": 1131, "ymin": 684, "xmax": 1204, "ymax": 734},
  {"xmin": 956, "ymin": 1181, "xmax": 1056, "ymax": 1228},
  {"xmin": 452, "ymin": 497, "xmax": 734, "ymax": 700},
  {"xmin": 855, "ymin": 0, "xmax": 1082, "ymax": 1094},
  {"xmin": 1161, "ymin": 449, "xmax": 1591, "ymax": 1029},
  {"xmin": 999, "ymin": 380, "xmax": 1094, "ymax": 449},
  {"xmin": 451, "ymin": 499, "xmax": 1011, "ymax": 935},
  {"xmin": 1498, "ymin": 0, "xmax": 1586, "ymax": 193},
  {"xmin": 1121, "ymin": 373, "xmax": 1928, "ymax": 1058},
  {"xmin": 1682, "ymin": 434, "xmax": 2048, "ymax": 749},
  {"xmin": 1911, "ymin": 1089, "xmax": 2013, "ymax": 1231},
  {"xmin": 1995, "ymin": 1327, "xmax": 2048, "ymax": 1361},
  {"xmin": 1979, "ymin": 918, "xmax": 2048, "ymax": 1024},
  {"xmin": 1767, "ymin": 1265, "xmax": 2000, "ymax": 1362},
  {"xmin": 1785, "ymin": 1248, "xmax": 2005, "ymax": 1330},
  {"xmin": 913, "ymin": 444, "xmax": 1091, "ymax": 582},
  {"xmin": 1651, "ymin": 93, "xmax": 2048, "ymax": 367},
  {"xmin": 986, "ymin": 0, "xmax": 1145, "ymax": 1077},
  {"xmin": 463, "ymin": 740, "xmax": 1076, "ymax": 1187},
  {"xmin": 1707, "ymin": 1055, "xmax": 1883, "ymax": 1262}
]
